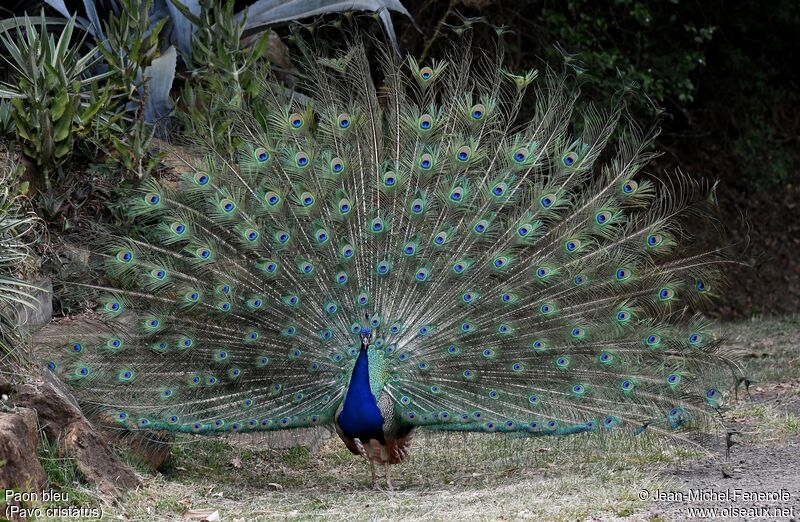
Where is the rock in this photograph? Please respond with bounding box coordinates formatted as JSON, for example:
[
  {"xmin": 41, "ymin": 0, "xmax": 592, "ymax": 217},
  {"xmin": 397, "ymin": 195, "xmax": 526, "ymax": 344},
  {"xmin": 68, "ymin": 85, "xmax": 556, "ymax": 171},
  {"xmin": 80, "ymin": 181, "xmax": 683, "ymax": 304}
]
[
  {"xmin": 62, "ymin": 420, "xmax": 139, "ymax": 495},
  {"xmin": 0, "ymin": 407, "xmax": 46, "ymax": 491},
  {"xmin": 9, "ymin": 371, "xmax": 140, "ymax": 495},
  {"xmin": 13, "ymin": 277, "xmax": 53, "ymax": 335}
]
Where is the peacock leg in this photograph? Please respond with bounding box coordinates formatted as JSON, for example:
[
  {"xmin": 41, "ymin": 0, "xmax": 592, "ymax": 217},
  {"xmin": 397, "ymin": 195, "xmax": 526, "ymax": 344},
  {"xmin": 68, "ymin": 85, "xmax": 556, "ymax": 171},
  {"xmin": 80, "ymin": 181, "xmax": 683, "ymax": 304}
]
[
  {"xmin": 369, "ymin": 458, "xmax": 378, "ymax": 489},
  {"xmin": 384, "ymin": 461, "xmax": 393, "ymax": 490}
]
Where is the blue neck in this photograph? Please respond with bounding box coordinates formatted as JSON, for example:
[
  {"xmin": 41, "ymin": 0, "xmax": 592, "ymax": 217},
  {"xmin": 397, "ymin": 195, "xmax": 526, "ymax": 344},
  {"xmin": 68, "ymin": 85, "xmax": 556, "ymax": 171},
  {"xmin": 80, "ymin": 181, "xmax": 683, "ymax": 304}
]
[{"xmin": 337, "ymin": 346, "xmax": 384, "ymax": 440}]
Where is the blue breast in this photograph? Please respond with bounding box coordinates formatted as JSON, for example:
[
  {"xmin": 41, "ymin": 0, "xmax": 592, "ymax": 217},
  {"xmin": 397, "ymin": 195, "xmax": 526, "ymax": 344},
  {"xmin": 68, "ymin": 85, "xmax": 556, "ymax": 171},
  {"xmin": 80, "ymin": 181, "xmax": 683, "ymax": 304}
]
[{"xmin": 337, "ymin": 347, "xmax": 384, "ymax": 440}]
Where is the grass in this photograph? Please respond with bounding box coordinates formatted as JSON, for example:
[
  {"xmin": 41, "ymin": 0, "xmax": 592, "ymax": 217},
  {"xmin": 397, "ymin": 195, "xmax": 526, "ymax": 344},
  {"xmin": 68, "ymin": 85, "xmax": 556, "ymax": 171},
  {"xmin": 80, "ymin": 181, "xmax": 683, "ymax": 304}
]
[
  {"xmin": 36, "ymin": 433, "xmax": 103, "ymax": 515},
  {"xmin": 724, "ymin": 315, "xmax": 800, "ymax": 384},
  {"xmin": 28, "ymin": 316, "xmax": 800, "ymax": 521},
  {"xmin": 117, "ymin": 431, "xmax": 676, "ymax": 521}
]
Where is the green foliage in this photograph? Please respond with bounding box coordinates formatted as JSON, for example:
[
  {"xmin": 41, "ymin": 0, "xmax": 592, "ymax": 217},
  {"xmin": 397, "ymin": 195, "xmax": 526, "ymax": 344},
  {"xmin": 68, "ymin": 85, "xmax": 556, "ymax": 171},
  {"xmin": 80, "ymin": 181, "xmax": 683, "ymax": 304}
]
[
  {"xmin": 401, "ymin": 0, "xmax": 798, "ymax": 188},
  {"xmin": 95, "ymin": 0, "xmax": 167, "ymax": 178},
  {"xmin": 0, "ymin": 151, "xmax": 40, "ymax": 364},
  {"xmin": 519, "ymin": 0, "xmax": 716, "ymax": 114},
  {"xmin": 176, "ymin": 0, "xmax": 270, "ymax": 156},
  {"xmin": 0, "ymin": 99, "xmax": 14, "ymax": 135},
  {"xmin": 182, "ymin": 0, "xmax": 270, "ymax": 95},
  {"xmin": 0, "ymin": 14, "xmax": 112, "ymax": 188}
]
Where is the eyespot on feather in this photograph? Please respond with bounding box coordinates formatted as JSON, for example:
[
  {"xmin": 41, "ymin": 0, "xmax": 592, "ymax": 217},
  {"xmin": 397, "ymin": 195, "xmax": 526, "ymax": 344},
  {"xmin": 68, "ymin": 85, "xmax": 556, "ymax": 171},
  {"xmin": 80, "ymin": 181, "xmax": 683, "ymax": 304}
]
[{"xmin": 289, "ymin": 112, "xmax": 304, "ymax": 129}]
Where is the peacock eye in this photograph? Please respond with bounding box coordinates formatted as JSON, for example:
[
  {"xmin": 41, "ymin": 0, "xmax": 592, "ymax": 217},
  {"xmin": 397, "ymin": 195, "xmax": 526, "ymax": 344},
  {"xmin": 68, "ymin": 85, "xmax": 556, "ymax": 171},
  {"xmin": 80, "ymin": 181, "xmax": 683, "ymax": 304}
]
[
  {"xmin": 513, "ymin": 147, "xmax": 528, "ymax": 162},
  {"xmin": 615, "ymin": 268, "xmax": 631, "ymax": 281},
  {"xmin": 622, "ymin": 179, "xmax": 638, "ymax": 193},
  {"xmin": 419, "ymin": 153, "xmax": 433, "ymax": 170},
  {"xmin": 595, "ymin": 211, "xmax": 612, "ymax": 224},
  {"xmin": 289, "ymin": 112, "xmax": 304, "ymax": 128},
  {"xmin": 418, "ymin": 114, "xmax": 433, "ymax": 130},
  {"xmin": 562, "ymin": 151, "xmax": 578, "ymax": 166},
  {"xmin": 419, "ymin": 66, "xmax": 433, "ymax": 80},
  {"xmin": 221, "ymin": 199, "xmax": 235, "ymax": 213},
  {"xmin": 265, "ymin": 192, "xmax": 280, "ymax": 206},
  {"xmin": 337, "ymin": 113, "xmax": 351, "ymax": 129},
  {"xmin": 295, "ymin": 152, "xmax": 309, "ymax": 167},
  {"xmin": 254, "ymin": 147, "xmax": 269, "ymax": 162},
  {"xmin": 470, "ymin": 103, "xmax": 486, "ymax": 120}
]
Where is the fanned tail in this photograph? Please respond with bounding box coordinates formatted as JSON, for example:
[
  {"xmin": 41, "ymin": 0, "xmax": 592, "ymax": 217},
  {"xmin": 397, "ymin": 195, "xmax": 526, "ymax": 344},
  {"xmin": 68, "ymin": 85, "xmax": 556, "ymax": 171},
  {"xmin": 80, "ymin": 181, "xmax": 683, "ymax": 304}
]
[{"xmin": 41, "ymin": 30, "xmax": 741, "ymax": 440}]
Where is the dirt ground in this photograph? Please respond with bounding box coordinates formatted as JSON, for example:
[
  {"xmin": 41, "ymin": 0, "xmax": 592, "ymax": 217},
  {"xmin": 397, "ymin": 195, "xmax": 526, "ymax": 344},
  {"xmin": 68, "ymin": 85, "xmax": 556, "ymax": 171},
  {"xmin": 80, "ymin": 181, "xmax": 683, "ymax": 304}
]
[{"xmin": 635, "ymin": 385, "xmax": 800, "ymax": 521}]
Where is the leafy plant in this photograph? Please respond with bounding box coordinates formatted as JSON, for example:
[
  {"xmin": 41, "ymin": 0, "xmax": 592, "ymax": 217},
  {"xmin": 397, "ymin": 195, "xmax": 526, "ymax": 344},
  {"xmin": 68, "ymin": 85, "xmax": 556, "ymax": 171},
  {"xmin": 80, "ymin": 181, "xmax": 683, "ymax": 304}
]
[
  {"xmin": 175, "ymin": 0, "xmax": 270, "ymax": 155},
  {"xmin": 0, "ymin": 14, "xmax": 112, "ymax": 189},
  {"xmin": 0, "ymin": 149, "xmax": 41, "ymax": 365},
  {"xmin": 40, "ymin": 0, "xmax": 412, "ymax": 123},
  {"xmin": 96, "ymin": 0, "xmax": 169, "ymax": 178},
  {"xmin": 0, "ymin": 99, "xmax": 13, "ymax": 135}
]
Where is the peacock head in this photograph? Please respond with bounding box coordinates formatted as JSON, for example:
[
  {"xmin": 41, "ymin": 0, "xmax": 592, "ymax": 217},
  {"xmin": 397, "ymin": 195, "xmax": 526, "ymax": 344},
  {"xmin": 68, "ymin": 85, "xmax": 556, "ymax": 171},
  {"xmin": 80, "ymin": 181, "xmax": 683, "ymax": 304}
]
[{"xmin": 359, "ymin": 326, "xmax": 373, "ymax": 348}]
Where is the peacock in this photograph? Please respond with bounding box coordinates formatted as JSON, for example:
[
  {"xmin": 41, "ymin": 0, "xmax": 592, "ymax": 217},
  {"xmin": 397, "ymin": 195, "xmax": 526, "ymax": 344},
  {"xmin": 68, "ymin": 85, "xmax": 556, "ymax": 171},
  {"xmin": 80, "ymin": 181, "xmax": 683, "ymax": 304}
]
[{"xmin": 42, "ymin": 30, "xmax": 741, "ymax": 489}]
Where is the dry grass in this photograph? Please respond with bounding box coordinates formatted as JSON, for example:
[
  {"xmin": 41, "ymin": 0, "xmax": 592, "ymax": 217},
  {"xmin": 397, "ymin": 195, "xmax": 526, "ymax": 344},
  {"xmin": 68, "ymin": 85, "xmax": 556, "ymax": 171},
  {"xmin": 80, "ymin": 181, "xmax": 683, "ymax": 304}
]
[{"xmin": 117, "ymin": 432, "xmax": 679, "ymax": 521}]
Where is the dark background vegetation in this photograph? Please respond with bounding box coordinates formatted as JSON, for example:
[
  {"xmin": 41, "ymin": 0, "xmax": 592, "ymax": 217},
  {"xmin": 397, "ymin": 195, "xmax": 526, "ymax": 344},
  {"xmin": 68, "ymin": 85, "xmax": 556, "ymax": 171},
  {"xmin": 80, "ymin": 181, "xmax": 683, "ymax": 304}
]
[
  {"xmin": 391, "ymin": 0, "xmax": 800, "ymax": 319},
  {"xmin": 3, "ymin": 0, "xmax": 799, "ymax": 319}
]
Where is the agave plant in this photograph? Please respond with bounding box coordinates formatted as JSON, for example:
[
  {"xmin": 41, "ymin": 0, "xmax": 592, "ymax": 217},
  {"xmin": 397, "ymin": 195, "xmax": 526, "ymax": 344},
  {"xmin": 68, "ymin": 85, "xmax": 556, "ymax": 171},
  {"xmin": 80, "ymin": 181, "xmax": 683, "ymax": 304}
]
[
  {"xmin": 0, "ymin": 150, "xmax": 41, "ymax": 365},
  {"xmin": 0, "ymin": 13, "xmax": 112, "ymax": 189},
  {"xmin": 39, "ymin": 0, "xmax": 412, "ymax": 123}
]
